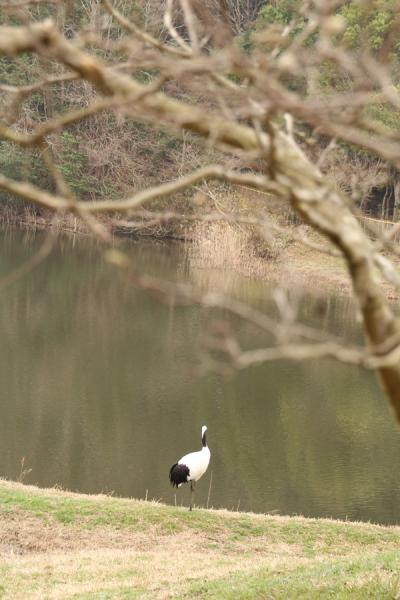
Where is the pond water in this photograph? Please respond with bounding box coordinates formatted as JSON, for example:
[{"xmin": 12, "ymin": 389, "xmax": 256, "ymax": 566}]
[{"xmin": 0, "ymin": 228, "xmax": 400, "ymax": 524}]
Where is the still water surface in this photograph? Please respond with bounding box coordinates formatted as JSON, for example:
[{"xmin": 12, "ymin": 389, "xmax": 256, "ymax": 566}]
[{"xmin": 0, "ymin": 228, "xmax": 399, "ymax": 524}]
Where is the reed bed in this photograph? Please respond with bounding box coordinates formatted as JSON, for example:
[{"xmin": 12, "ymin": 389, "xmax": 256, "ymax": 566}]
[{"xmin": 187, "ymin": 220, "xmax": 284, "ymax": 279}]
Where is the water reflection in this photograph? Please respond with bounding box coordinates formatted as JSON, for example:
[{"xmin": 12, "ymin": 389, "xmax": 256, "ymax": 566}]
[{"xmin": 0, "ymin": 229, "xmax": 399, "ymax": 524}]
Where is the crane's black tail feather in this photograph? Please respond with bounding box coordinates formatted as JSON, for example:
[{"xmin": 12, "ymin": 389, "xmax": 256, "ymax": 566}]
[{"xmin": 169, "ymin": 463, "xmax": 190, "ymax": 487}]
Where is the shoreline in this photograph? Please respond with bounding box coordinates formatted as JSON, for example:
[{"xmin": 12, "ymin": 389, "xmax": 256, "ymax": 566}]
[
  {"xmin": 2, "ymin": 209, "xmax": 398, "ymax": 300},
  {"xmin": 0, "ymin": 479, "xmax": 399, "ymax": 598}
]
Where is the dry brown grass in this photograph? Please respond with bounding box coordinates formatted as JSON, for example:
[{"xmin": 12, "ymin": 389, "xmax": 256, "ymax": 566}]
[
  {"xmin": 0, "ymin": 206, "xmax": 91, "ymax": 234},
  {"xmin": 187, "ymin": 220, "xmax": 282, "ymax": 279}
]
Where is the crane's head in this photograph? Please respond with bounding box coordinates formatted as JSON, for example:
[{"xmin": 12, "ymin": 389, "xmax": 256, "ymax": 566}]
[{"xmin": 201, "ymin": 425, "xmax": 207, "ymax": 436}]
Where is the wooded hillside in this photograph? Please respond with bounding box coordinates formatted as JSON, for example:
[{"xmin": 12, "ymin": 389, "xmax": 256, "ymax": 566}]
[{"xmin": 1, "ymin": 0, "xmax": 399, "ymax": 218}]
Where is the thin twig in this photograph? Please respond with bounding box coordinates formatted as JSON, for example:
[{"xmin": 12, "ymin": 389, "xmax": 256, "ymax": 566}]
[
  {"xmin": 164, "ymin": 0, "xmax": 192, "ymax": 54},
  {"xmin": 179, "ymin": 0, "xmax": 199, "ymax": 53},
  {"xmin": 102, "ymin": 0, "xmax": 189, "ymax": 57},
  {"xmin": 206, "ymin": 470, "xmax": 213, "ymax": 509}
]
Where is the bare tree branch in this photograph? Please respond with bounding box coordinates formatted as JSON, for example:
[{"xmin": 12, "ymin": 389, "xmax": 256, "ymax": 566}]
[{"xmin": 1, "ymin": 12, "xmax": 400, "ymax": 420}]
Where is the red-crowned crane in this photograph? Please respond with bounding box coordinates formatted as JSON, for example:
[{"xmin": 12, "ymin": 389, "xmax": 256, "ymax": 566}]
[{"xmin": 169, "ymin": 425, "xmax": 211, "ymax": 511}]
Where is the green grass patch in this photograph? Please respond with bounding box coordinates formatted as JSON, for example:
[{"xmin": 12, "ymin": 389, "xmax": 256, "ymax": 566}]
[
  {"xmin": 1, "ymin": 481, "xmax": 399, "ymax": 550},
  {"xmin": 187, "ymin": 552, "xmax": 400, "ymax": 599}
]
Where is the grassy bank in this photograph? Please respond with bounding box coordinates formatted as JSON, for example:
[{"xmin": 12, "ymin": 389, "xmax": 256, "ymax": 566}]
[{"xmin": 0, "ymin": 480, "xmax": 399, "ymax": 598}]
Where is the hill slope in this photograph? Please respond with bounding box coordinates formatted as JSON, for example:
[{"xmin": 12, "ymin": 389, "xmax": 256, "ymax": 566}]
[{"xmin": 0, "ymin": 479, "xmax": 399, "ymax": 599}]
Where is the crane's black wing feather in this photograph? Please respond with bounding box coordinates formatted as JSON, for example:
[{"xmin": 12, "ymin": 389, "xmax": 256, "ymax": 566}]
[{"xmin": 169, "ymin": 463, "xmax": 190, "ymax": 487}]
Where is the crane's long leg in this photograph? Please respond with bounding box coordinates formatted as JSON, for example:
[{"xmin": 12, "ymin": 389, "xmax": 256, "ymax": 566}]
[{"xmin": 189, "ymin": 481, "xmax": 195, "ymax": 511}]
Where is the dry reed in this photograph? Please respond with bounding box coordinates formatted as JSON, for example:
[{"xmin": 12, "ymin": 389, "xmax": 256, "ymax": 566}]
[{"xmin": 187, "ymin": 220, "xmax": 282, "ymax": 279}]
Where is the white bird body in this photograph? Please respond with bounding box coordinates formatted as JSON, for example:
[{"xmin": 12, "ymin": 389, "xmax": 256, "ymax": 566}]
[
  {"xmin": 177, "ymin": 446, "xmax": 210, "ymax": 484},
  {"xmin": 169, "ymin": 425, "xmax": 211, "ymax": 509}
]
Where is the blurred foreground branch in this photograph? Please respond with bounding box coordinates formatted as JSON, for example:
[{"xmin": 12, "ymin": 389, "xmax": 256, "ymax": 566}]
[{"xmin": 1, "ymin": 3, "xmax": 400, "ymax": 419}]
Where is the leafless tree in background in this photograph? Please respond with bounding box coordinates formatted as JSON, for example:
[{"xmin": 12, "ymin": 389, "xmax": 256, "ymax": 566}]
[
  {"xmin": 197, "ymin": 0, "xmax": 265, "ymax": 34},
  {"xmin": 2, "ymin": 0, "xmax": 400, "ymax": 420}
]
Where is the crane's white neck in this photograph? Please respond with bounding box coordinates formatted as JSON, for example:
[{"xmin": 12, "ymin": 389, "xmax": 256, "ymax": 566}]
[{"xmin": 201, "ymin": 425, "xmax": 207, "ymax": 448}]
